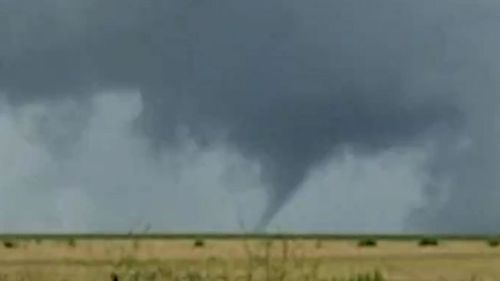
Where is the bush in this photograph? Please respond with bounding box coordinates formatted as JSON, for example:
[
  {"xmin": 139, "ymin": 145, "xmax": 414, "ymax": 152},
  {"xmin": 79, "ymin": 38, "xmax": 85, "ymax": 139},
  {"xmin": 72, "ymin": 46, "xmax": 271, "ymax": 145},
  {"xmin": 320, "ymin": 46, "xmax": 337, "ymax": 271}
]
[
  {"xmin": 193, "ymin": 239, "xmax": 205, "ymax": 248},
  {"xmin": 358, "ymin": 239, "xmax": 377, "ymax": 247},
  {"xmin": 372, "ymin": 270, "xmax": 384, "ymax": 281},
  {"xmin": 418, "ymin": 238, "xmax": 439, "ymax": 247},
  {"xmin": 343, "ymin": 270, "xmax": 385, "ymax": 281},
  {"xmin": 67, "ymin": 238, "xmax": 76, "ymax": 247},
  {"xmin": 315, "ymin": 239, "xmax": 323, "ymax": 249},
  {"xmin": 132, "ymin": 239, "xmax": 140, "ymax": 250},
  {"xmin": 3, "ymin": 241, "xmax": 17, "ymax": 249},
  {"xmin": 487, "ymin": 239, "xmax": 499, "ymax": 247}
]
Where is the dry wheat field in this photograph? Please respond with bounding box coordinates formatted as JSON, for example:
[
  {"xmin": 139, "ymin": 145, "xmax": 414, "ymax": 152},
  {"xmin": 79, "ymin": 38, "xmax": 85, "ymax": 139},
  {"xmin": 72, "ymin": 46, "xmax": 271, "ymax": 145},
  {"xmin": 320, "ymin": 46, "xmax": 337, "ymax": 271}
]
[{"xmin": 0, "ymin": 236, "xmax": 498, "ymax": 281}]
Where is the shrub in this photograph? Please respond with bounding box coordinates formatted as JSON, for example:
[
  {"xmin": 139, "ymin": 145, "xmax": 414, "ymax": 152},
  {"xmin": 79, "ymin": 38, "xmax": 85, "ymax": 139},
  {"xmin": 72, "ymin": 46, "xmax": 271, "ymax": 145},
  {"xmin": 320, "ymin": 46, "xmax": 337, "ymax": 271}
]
[
  {"xmin": 315, "ymin": 239, "xmax": 323, "ymax": 249},
  {"xmin": 418, "ymin": 237, "xmax": 439, "ymax": 247},
  {"xmin": 193, "ymin": 239, "xmax": 205, "ymax": 248},
  {"xmin": 372, "ymin": 270, "xmax": 384, "ymax": 281},
  {"xmin": 343, "ymin": 270, "xmax": 385, "ymax": 281},
  {"xmin": 132, "ymin": 239, "xmax": 140, "ymax": 250},
  {"xmin": 487, "ymin": 239, "xmax": 499, "ymax": 247},
  {"xmin": 3, "ymin": 240, "xmax": 17, "ymax": 249},
  {"xmin": 67, "ymin": 238, "xmax": 76, "ymax": 247},
  {"xmin": 358, "ymin": 239, "xmax": 377, "ymax": 247}
]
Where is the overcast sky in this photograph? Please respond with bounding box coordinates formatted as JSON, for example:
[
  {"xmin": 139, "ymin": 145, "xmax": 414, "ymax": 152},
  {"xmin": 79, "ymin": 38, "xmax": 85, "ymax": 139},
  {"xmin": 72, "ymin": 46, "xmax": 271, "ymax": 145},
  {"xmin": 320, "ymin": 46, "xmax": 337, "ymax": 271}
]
[{"xmin": 0, "ymin": 0, "xmax": 499, "ymax": 233}]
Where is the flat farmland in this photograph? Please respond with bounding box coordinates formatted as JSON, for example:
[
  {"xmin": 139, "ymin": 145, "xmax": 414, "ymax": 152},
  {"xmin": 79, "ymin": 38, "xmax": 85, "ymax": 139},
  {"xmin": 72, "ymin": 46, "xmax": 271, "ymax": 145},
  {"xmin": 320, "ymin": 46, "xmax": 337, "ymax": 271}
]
[{"xmin": 0, "ymin": 236, "xmax": 498, "ymax": 281}]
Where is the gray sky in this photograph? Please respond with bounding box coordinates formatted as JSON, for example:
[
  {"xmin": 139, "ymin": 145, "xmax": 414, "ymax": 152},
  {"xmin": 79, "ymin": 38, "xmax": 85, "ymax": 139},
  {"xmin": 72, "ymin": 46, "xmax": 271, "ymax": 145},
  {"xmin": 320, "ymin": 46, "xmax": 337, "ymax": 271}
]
[{"xmin": 0, "ymin": 0, "xmax": 499, "ymax": 233}]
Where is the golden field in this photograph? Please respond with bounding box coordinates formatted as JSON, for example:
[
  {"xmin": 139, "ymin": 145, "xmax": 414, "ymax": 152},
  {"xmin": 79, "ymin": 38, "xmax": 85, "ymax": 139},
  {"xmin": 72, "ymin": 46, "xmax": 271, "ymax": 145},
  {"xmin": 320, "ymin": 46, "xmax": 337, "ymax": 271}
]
[{"xmin": 0, "ymin": 237, "xmax": 499, "ymax": 281}]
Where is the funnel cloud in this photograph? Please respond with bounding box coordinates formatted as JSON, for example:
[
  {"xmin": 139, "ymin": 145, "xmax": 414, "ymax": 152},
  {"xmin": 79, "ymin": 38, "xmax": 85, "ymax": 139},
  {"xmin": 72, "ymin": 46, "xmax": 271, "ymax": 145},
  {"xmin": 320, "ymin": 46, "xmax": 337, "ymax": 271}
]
[{"xmin": 0, "ymin": 0, "xmax": 499, "ymax": 232}]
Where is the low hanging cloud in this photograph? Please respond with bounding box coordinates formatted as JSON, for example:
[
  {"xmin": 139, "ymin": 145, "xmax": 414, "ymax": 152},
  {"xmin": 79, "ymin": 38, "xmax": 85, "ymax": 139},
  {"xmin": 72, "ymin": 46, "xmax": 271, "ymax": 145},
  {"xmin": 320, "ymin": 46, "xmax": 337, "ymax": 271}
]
[
  {"xmin": 0, "ymin": 0, "xmax": 498, "ymax": 232},
  {"xmin": 0, "ymin": 92, "xmax": 266, "ymax": 232},
  {"xmin": 0, "ymin": 91, "xmax": 428, "ymax": 233}
]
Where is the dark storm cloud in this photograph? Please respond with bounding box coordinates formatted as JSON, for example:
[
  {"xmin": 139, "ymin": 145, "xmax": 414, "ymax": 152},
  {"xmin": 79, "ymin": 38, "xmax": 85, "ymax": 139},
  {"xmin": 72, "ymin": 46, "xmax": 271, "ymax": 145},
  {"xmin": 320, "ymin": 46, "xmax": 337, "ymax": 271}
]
[{"xmin": 2, "ymin": 0, "xmax": 496, "ymax": 230}]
